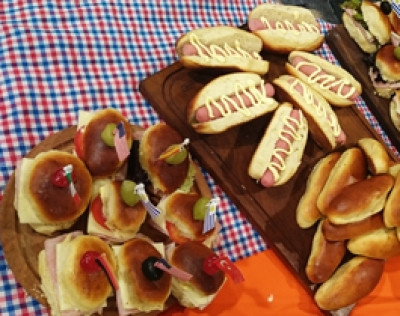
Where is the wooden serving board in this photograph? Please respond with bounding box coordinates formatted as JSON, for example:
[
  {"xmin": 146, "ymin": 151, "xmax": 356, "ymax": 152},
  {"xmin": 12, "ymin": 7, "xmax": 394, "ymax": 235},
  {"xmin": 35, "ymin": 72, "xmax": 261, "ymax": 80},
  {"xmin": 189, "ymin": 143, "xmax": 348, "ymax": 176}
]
[
  {"xmin": 326, "ymin": 25, "xmax": 400, "ymax": 152},
  {"xmin": 139, "ymin": 54, "xmax": 398, "ymax": 315}
]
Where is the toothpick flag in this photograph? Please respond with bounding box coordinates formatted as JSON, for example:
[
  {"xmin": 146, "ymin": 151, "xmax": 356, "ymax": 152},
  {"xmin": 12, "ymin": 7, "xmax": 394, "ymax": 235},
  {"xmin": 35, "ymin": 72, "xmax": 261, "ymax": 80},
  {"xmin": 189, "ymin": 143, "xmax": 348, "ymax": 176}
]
[
  {"xmin": 158, "ymin": 138, "xmax": 190, "ymax": 160},
  {"xmin": 202, "ymin": 197, "xmax": 219, "ymax": 234},
  {"xmin": 113, "ymin": 121, "xmax": 130, "ymax": 162},
  {"xmin": 154, "ymin": 258, "xmax": 193, "ymax": 281},
  {"xmin": 63, "ymin": 164, "xmax": 81, "ymax": 206},
  {"xmin": 134, "ymin": 183, "xmax": 161, "ymax": 219},
  {"xmin": 203, "ymin": 254, "xmax": 244, "ymax": 283}
]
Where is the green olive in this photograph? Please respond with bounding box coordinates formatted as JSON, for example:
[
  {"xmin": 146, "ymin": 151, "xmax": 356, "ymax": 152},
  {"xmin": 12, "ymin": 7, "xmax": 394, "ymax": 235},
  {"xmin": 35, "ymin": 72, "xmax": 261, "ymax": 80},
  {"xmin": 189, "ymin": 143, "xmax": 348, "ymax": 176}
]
[
  {"xmin": 101, "ymin": 123, "xmax": 116, "ymax": 147},
  {"xmin": 394, "ymin": 47, "xmax": 400, "ymax": 61},
  {"xmin": 193, "ymin": 197, "xmax": 210, "ymax": 221},
  {"xmin": 120, "ymin": 180, "xmax": 140, "ymax": 206},
  {"xmin": 165, "ymin": 147, "xmax": 188, "ymax": 165}
]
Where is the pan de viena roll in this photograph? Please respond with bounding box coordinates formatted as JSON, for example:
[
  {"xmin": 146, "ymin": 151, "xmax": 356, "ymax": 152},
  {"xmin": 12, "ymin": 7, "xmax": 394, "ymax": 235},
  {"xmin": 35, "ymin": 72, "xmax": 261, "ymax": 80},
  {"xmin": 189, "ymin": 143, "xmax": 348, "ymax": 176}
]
[
  {"xmin": 38, "ymin": 232, "xmax": 117, "ymax": 316},
  {"xmin": 14, "ymin": 150, "xmax": 92, "ymax": 235}
]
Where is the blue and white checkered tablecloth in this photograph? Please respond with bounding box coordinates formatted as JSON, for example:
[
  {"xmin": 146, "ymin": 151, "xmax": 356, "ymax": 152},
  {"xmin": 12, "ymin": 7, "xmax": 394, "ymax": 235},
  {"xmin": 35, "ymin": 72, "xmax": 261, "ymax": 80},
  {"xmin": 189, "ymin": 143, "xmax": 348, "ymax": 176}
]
[{"xmin": 1, "ymin": 0, "xmax": 398, "ymax": 315}]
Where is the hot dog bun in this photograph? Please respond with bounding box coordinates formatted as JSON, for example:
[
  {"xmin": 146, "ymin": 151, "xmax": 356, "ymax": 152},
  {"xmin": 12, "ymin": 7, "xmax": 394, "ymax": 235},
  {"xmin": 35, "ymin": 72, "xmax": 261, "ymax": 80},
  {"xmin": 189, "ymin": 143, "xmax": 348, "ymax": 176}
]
[
  {"xmin": 384, "ymin": 172, "xmax": 400, "ymax": 227},
  {"xmin": 325, "ymin": 174, "xmax": 394, "ymax": 225},
  {"xmin": 187, "ymin": 72, "xmax": 278, "ymax": 134},
  {"xmin": 286, "ymin": 51, "xmax": 362, "ymax": 107},
  {"xmin": 314, "ymin": 256, "xmax": 384, "ymax": 311},
  {"xmin": 273, "ymin": 74, "xmax": 346, "ymax": 150},
  {"xmin": 317, "ymin": 147, "xmax": 367, "ymax": 214},
  {"xmin": 248, "ymin": 102, "xmax": 308, "ymax": 187},
  {"xmin": 296, "ymin": 152, "xmax": 341, "ymax": 229},
  {"xmin": 248, "ymin": 3, "xmax": 323, "ymax": 53},
  {"xmin": 390, "ymin": 88, "xmax": 400, "ymax": 132},
  {"xmin": 357, "ymin": 137, "xmax": 391, "ymax": 174},
  {"xmin": 176, "ymin": 26, "xmax": 269, "ymax": 75},
  {"xmin": 305, "ymin": 220, "xmax": 346, "ymax": 284}
]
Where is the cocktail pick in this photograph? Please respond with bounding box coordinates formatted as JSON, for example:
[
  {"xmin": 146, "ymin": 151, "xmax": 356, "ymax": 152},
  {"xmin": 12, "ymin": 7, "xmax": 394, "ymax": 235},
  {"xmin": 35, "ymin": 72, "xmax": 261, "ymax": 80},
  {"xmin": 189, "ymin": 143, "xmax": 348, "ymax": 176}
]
[
  {"xmin": 203, "ymin": 254, "xmax": 244, "ymax": 284},
  {"xmin": 202, "ymin": 197, "xmax": 219, "ymax": 234},
  {"xmin": 154, "ymin": 258, "xmax": 193, "ymax": 281},
  {"xmin": 158, "ymin": 138, "xmax": 190, "ymax": 161},
  {"xmin": 63, "ymin": 164, "xmax": 81, "ymax": 206},
  {"xmin": 134, "ymin": 183, "xmax": 161, "ymax": 219},
  {"xmin": 113, "ymin": 121, "xmax": 130, "ymax": 162}
]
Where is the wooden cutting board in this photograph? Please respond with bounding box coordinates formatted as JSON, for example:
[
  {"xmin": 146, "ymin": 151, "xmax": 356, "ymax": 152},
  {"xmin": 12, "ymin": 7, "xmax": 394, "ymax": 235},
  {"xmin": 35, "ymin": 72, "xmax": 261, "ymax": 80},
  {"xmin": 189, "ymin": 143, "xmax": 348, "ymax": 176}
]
[
  {"xmin": 139, "ymin": 52, "xmax": 398, "ymax": 315},
  {"xmin": 326, "ymin": 25, "xmax": 400, "ymax": 152}
]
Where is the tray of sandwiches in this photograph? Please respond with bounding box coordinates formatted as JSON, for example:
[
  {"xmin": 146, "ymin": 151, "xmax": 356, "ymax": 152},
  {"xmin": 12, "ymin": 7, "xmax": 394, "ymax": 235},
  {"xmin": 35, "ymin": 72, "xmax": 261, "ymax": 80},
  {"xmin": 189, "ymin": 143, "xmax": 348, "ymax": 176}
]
[{"xmin": 138, "ymin": 2, "xmax": 400, "ymax": 316}]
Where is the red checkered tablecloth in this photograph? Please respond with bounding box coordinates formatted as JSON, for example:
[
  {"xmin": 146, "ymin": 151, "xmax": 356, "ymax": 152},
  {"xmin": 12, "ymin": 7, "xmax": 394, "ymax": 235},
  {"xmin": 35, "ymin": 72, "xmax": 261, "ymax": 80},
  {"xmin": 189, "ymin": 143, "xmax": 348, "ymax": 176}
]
[{"xmin": 1, "ymin": 0, "xmax": 398, "ymax": 315}]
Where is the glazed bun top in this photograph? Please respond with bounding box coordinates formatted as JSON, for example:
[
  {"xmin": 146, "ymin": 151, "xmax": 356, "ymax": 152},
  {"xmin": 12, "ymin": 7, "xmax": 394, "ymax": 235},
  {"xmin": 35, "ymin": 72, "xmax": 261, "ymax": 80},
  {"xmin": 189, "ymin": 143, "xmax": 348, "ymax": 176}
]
[
  {"xmin": 376, "ymin": 44, "xmax": 400, "ymax": 82},
  {"xmin": 59, "ymin": 235, "xmax": 116, "ymax": 311},
  {"xmin": 362, "ymin": 0, "xmax": 391, "ymax": 45},
  {"xmin": 29, "ymin": 150, "xmax": 92, "ymax": 224},
  {"xmin": 81, "ymin": 108, "xmax": 132, "ymax": 177},
  {"xmin": 170, "ymin": 241, "xmax": 225, "ymax": 295},
  {"xmin": 139, "ymin": 122, "xmax": 191, "ymax": 194}
]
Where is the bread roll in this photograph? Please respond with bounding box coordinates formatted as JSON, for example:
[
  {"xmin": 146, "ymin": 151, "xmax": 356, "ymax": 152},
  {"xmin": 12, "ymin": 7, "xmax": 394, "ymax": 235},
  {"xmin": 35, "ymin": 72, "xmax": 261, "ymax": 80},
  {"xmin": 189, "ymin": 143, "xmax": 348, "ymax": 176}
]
[
  {"xmin": 342, "ymin": 12, "xmax": 377, "ymax": 54},
  {"xmin": 348, "ymin": 227, "xmax": 400, "ymax": 259},
  {"xmin": 296, "ymin": 152, "xmax": 341, "ymax": 228},
  {"xmin": 357, "ymin": 137, "xmax": 391, "ymax": 174},
  {"xmin": 248, "ymin": 3, "xmax": 323, "ymax": 53},
  {"xmin": 306, "ymin": 220, "xmax": 347, "ymax": 284},
  {"xmin": 314, "ymin": 256, "xmax": 384, "ymax": 311},
  {"xmin": 175, "ymin": 26, "xmax": 269, "ymax": 75},
  {"xmin": 384, "ymin": 172, "xmax": 400, "ymax": 228},
  {"xmin": 317, "ymin": 147, "xmax": 367, "ymax": 214},
  {"xmin": 325, "ymin": 174, "xmax": 394, "ymax": 225},
  {"xmin": 375, "ymin": 44, "xmax": 400, "ymax": 83},
  {"xmin": 390, "ymin": 90, "xmax": 400, "ymax": 132}
]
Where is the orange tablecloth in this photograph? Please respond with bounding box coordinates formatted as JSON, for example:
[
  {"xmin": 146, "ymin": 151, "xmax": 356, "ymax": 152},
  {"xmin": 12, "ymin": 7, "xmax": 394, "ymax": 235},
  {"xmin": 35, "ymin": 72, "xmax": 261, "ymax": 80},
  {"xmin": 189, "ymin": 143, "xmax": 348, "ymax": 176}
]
[{"xmin": 162, "ymin": 250, "xmax": 400, "ymax": 315}]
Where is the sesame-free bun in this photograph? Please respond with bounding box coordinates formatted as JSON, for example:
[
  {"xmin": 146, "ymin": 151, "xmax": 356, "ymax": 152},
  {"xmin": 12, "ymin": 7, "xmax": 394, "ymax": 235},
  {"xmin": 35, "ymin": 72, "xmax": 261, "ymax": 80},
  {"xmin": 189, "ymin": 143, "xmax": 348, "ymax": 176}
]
[
  {"xmin": 248, "ymin": 3, "xmax": 323, "ymax": 53},
  {"xmin": 390, "ymin": 90, "xmax": 400, "ymax": 132},
  {"xmin": 176, "ymin": 26, "xmax": 269, "ymax": 75},
  {"xmin": 375, "ymin": 44, "xmax": 400, "ymax": 82},
  {"xmin": 14, "ymin": 150, "xmax": 92, "ymax": 235}
]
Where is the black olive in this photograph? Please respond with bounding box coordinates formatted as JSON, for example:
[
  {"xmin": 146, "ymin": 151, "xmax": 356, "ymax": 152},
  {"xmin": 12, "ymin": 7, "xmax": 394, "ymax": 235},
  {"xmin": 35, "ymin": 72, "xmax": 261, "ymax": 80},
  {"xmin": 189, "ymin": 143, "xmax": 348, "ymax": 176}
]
[
  {"xmin": 142, "ymin": 256, "xmax": 164, "ymax": 281},
  {"xmin": 380, "ymin": 1, "xmax": 392, "ymax": 15}
]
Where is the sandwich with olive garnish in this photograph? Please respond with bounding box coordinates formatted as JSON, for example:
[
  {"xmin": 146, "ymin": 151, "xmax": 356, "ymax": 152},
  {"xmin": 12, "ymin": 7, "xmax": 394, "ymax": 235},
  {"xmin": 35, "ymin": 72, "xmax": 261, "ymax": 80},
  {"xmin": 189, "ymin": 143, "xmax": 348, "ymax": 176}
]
[
  {"xmin": 139, "ymin": 122, "xmax": 196, "ymax": 195},
  {"xmin": 87, "ymin": 179, "xmax": 147, "ymax": 243}
]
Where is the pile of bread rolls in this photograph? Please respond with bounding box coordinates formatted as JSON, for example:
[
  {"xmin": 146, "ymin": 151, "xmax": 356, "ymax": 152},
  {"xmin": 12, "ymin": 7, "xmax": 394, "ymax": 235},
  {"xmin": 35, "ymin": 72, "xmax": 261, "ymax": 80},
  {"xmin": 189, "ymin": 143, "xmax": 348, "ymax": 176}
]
[{"xmin": 297, "ymin": 137, "xmax": 400, "ymax": 311}]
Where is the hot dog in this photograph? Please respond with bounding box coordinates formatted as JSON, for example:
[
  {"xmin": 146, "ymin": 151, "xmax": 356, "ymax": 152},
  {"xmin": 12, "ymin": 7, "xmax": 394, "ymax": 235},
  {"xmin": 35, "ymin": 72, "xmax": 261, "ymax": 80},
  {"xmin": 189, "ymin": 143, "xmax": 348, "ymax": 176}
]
[
  {"xmin": 247, "ymin": 3, "xmax": 323, "ymax": 53},
  {"xmin": 248, "ymin": 102, "xmax": 308, "ymax": 188},
  {"xmin": 187, "ymin": 72, "xmax": 278, "ymax": 134},
  {"xmin": 273, "ymin": 74, "xmax": 346, "ymax": 150},
  {"xmin": 176, "ymin": 26, "xmax": 270, "ymax": 75},
  {"xmin": 286, "ymin": 51, "xmax": 362, "ymax": 107}
]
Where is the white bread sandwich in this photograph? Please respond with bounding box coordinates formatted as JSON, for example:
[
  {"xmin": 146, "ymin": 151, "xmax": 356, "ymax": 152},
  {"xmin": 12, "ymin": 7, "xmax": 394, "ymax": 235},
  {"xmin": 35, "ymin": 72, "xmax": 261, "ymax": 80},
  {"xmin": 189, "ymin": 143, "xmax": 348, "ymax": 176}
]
[{"xmin": 390, "ymin": 89, "xmax": 400, "ymax": 131}]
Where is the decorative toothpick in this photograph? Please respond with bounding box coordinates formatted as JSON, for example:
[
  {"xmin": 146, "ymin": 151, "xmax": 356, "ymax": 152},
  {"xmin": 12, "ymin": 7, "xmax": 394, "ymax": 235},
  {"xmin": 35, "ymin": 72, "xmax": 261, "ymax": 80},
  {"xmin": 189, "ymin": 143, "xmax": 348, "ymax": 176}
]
[
  {"xmin": 134, "ymin": 183, "xmax": 161, "ymax": 219},
  {"xmin": 158, "ymin": 138, "xmax": 190, "ymax": 160},
  {"xmin": 203, "ymin": 254, "xmax": 244, "ymax": 284},
  {"xmin": 63, "ymin": 164, "xmax": 81, "ymax": 206},
  {"xmin": 202, "ymin": 197, "xmax": 219, "ymax": 234},
  {"xmin": 154, "ymin": 258, "xmax": 193, "ymax": 281},
  {"xmin": 113, "ymin": 121, "xmax": 130, "ymax": 162}
]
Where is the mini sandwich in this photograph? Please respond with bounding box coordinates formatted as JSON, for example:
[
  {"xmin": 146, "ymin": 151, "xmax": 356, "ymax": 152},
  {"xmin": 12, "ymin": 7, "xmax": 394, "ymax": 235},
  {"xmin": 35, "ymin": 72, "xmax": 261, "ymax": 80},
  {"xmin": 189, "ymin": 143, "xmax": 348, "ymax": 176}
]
[
  {"xmin": 14, "ymin": 150, "xmax": 92, "ymax": 235},
  {"xmin": 139, "ymin": 122, "xmax": 196, "ymax": 195},
  {"xmin": 187, "ymin": 72, "xmax": 279, "ymax": 134},
  {"xmin": 87, "ymin": 179, "xmax": 147, "ymax": 243},
  {"xmin": 38, "ymin": 233, "xmax": 117, "ymax": 316},
  {"xmin": 167, "ymin": 241, "xmax": 226, "ymax": 310},
  {"xmin": 390, "ymin": 89, "xmax": 400, "ymax": 131},
  {"xmin": 286, "ymin": 51, "xmax": 362, "ymax": 107},
  {"xmin": 154, "ymin": 191, "xmax": 219, "ymax": 247},
  {"xmin": 248, "ymin": 102, "xmax": 308, "ymax": 188},
  {"xmin": 112, "ymin": 238, "xmax": 172, "ymax": 314},
  {"xmin": 341, "ymin": 0, "xmax": 391, "ymax": 53},
  {"xmin": 248, "ymin": 3, "xmax": 324, "ymax": 53},
  {"xmin": 369, "ymin": 44, "xmax": 400, "ymax": 98},
  {"xmin": 74, "ymin": 108, "xmax": 133, "ymax": 178},
  {"xmin": 273, "ymin": 74, "xmax": 346, "ymax": 150},
  {"xmin": 175, "ymin": 26, "xmax": 270, "ymax": 75}
]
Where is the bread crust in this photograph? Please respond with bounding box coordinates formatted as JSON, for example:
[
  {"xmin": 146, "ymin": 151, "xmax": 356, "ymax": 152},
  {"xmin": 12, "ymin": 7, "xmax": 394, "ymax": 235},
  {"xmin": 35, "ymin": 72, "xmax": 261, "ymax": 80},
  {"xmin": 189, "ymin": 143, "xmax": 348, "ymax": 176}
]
[
  {"xmin": 357, "ymin": 137, "xmax": 391, "ymax": 174},
  {"xmin": 376, "ymin": 44, "xmax": 400, "ymax": 82},
  {"xmin": 187, "ymin": 72, "xmax": 278, "ymax": 134},
  {"xmin": 361, "ymin": 0, "xmax": 391, "ymax": 45},
  {"xmin": 389, "ymin": 89, "xmax": 400, "ymax": 132},
  {"xmin": 342, "ymin": 12, "xmax": 377, "ymax": 54},
  {"xmin": 248, "ymin": 3, "xmax": 323, "ymax": 53},
  {"xmin": 384, "ymin": 172, "xmax": 400, "ymax": 227}
]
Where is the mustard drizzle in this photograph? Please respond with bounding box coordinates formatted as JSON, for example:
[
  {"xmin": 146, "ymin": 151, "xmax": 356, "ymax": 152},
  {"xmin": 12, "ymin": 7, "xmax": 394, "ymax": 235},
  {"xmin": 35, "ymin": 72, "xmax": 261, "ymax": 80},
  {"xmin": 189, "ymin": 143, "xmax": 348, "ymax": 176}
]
[{"xmin": 259, "ymin": 17, "xmax": 320, "ymax": 34}]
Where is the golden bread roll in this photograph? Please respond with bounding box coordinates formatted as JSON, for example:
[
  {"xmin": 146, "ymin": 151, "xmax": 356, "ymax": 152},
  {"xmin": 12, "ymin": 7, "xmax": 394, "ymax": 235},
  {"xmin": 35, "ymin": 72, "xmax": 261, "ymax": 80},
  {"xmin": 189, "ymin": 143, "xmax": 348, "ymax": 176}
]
[
  {"xmin": 384, "ymin": 172, "xmax": 400, "ymax": 227},
  {"xmin": 296, "ymin": 152, "xmax": 341, "ymax": 228},
  {"xmin": 169, "ymin": 241, "xmax": 226, "ymax": 309},
  {"xmin": 286, "ymin": 51, "xmax": 362, "ymax": 107},
  {"xmin": 317, "ymin": 147, "xmax": 367, "ymax": 214},
  {"xmin": 175, "ymin": 26, "xmax": 269, "ymax": 75},
  {"xmin": 273, "ymin": 75, "xmax": 346, "ymax": 150},
  {"xmin": 14, "ymin": 150, "xmax": 92, "ymax": 235},
  {"xmin": 322, "ymin": 212, "xmax": 385, "ymax": 242},
  {"xmin": 187, "ymin": 72, "xmax": 278, "ymax": 134},
  {"xmin": 248, "ymin": 102, "xmax": 308, "ymax": 188},
  {"xmin": 347, "ymin": 227, "xmax": 400, "ymax": 259},
  {"xmin": 357, "ymin": 137, "xmax": 391, "ymax": 174},
  {"xmin": 389, "ymin": 89, "xmax": 400, "ymax": 132},
  {"xmin": 75, "ymin": 108, "xmax": 133, "ymax": 178},
  {"xmin": 306, "ymin": 220, "xmax": 347, "ymax": 284},
  {"xmin": 113, "ymin": 238, "xmax": 171, "ymax": 313},
  {"xmin": 248, "ymin": 3, "xmax": 323, "ymax": 53},
  {"xmin": 325, "ymin": 174, "xmax": 394, "ymax": 225},
  {"xmin": 376, "ymin": 44, "xmax": 400, "ymax": 83},
  {"xmin": 139, "ymin": 122, "xmax": 195, "ymax": 194},
  {"xmin": 314, "ymin": 256, "xmax": 384, "ymax": 311}
]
